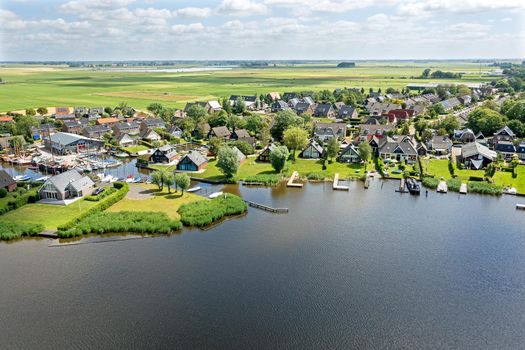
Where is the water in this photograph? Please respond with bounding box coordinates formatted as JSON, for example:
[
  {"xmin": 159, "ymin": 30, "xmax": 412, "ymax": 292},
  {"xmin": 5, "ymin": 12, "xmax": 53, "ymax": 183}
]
[{"xmin": 1, "ymin": 180, "xmax": 525, "ymax": 349}]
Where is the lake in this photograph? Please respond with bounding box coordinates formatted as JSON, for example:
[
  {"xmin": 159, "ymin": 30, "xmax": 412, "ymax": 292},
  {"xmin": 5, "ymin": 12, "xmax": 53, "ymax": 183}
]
[{"xmin": 1, "ymin": 180, "xmax": 525, "ymax": 349}]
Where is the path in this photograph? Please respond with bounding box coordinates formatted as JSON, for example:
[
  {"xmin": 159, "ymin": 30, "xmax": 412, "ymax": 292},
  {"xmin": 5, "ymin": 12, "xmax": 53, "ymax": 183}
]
[{"xmin": 126, "ymin": 184, "xmax": 155, "ymax": 200}]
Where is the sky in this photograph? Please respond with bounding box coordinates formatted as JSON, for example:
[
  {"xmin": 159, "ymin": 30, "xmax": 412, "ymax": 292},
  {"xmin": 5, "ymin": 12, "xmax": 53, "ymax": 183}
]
[{"xmin": 1, "ymin": 0, "xmax": 524, "ymax": 61}]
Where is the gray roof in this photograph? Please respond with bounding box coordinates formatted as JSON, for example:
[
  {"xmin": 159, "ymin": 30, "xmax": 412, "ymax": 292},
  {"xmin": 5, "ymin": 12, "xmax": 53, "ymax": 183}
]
[
  {"xmin": 64, "ymin": 120, "xmax": 88, "ymax": 128},
  {"xmin": 379, "ymin": 135, "xmax": 418, "ymax": 156},
  {"xmin": 440, "ymin": 97, "xmax": 461, "ymax": 110},
  {"xmin": 495, "ymin": 141, "xmax": 516, "ymax": 153},
  {"xmin": 47, "ymin": 170, "xmax": 84, "ymax": 191},
  {"xmin": 461, "ymin": 142, "xmax": 497, "ymax": 160},
  {"xmin": 337, "ymin": 105, "xmax": 357, "ymax": 117},
  {"xmin": 49, "ymin": 132, "xmax": 99, "ymax": 146},
  {"xmin": 494, "ymin": 126, "xmax": 515, "ymax": 137},
  {"xmin": 314, "ymin": 122, "xmax": 347, "ymax": 137},
  {"xmin": 232, "ymin": 129, "xmax": 250, "ymax": 138},
  {"xmin": 231, "ymin": 146, "xmax": 247, "ymax": 160},
  {"xmin": 315, "ymin": 104, "xmax": 333, "ymax": 116},
  {"xmin": 430, "ymin": 136, "xmax": 453, "ymax": 150},
  {"xmin": 210, "ymin": 126, "xmax": 231, "ymax": 137},
  {"xmin": 303, "ymin": 140, "xmax": 324, "ymax": 154},
  {"xmin": 69, "ymin": 176, "xmax": 95, "ymax": 192},
  {"xmin": 183, "ymin": 150, "xmax": 207, "ymax": 166},
  {"xmin": 0, "ymin": 170, "xmax": 15, "ymax": 188}
]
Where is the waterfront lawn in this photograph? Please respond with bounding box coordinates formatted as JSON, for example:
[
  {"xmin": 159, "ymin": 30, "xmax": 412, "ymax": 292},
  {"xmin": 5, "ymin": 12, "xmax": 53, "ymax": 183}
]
[
  {"xmin": 123, "ymin": 145, "xmax": 149, "ymax": 153},
  {"xmin": 178, "ymin": 194, "xmax": 247, "ymax": 227},
  {"xmin": 107, "ymin": 184, "xmax": 203, "ymax": 220},
  {"xmin": 0, "ymin": 199, "xmax": 99, "ymax": 230},
  {"xmin": 493, "ymin": 166, "xmax": 525, "ymax": 194}
]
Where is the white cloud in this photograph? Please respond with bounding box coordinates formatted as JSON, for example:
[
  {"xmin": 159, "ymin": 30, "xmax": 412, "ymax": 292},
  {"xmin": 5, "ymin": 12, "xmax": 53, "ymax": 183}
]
[
  {"xmin": 217, "ymin": 0, "xmax": 268, "ymax": 16},
  {"xmin": 172, "ymin": 23, "xmax": 205, "ymax": 34},
  {"xmin": 398, "ymin": 0, "xmax": 525, "ymax": 17},
  {"xmin": 175, "ymin": 7, "xmax": 212, "ymax": 18},
  {"xmin": 60, "ymin": 0, "xmax": 136, "ymax": 12}
]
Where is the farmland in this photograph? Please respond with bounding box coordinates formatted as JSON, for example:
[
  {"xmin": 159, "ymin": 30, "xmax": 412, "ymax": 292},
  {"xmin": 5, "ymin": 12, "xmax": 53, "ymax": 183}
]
[{"xmin": 0, "ymin": 61, "xmax": 495, "ymax": 112}]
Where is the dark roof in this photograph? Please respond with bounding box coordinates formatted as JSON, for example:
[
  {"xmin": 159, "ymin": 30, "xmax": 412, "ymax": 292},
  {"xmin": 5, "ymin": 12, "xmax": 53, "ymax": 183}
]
[
  {"xmin": 379, "ymin": 135, "xmax": 418, "ymax": 156},
  {"xmin": 295, "ymin": 102, "xmax": 311, "ymax": 113},
  {"xmin": 430, "ymin": 136, "xmax": 453, "ymax": 150},
  {"xmin": 314, "ymin": 122, "xmax": 346, "ymax": 137},
  {"xmin": 84, "ymin": 125, "xmax": 110, "ymax": 133},
  {"xmin": 302, "ymin": 140, "xmax": 324, "ymax": 154},
  {"xmin": 494, "ymin": 126, "xmax": 515, "ymax": 137},
  {"xmin": 0, "ymin": 170, "xmax": 15, "ymax": 188},
  {"xmin": 495, "ymin": 141, "xmax": 516, "ymax": 153},
  {"xmin": 183, "ymin": 151, "xmax": 207, "ymax": 166},
  {"xmin": 233, "ymin": 129, "xmax": 250, "ymax": 138},
  {"xmin": 337, "ymin": 105, "xmax": 357, "ymax": 117},
  {"xmin": 229, "ymin": 95, "xmax": 257, "ymax": 102},
  {"xmin": 210, "ymin": 126, "xmax": 231, "ymax": 137},
  {"xmin": 63, "ymin": 120, "xmax": 87, "ymax": 128},
  {"xmin": 517, "ymin": 142, "xmax": 525, "ymax": 154},
  {"xmin": 113, "ymin": 121, "xmax": 139, "ymax": 130},
  {"xmin": 143, "ymin": 118, "xmax": 165, "ymax": 127},
  {"xmin": 315, "ymin": 104, "xmax": 333, "ymax": 116}
]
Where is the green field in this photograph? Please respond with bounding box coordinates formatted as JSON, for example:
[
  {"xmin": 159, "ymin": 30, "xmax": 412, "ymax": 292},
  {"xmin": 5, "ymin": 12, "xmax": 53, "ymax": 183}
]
[{"xmin": 0, "ymin": 61, "xmax": 494, "ymax": 112}]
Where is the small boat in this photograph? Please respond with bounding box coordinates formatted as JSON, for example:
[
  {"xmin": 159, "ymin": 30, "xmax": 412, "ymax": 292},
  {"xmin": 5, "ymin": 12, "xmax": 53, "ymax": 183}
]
[
  {"xmin": 208, "ymin": 191, "xmax": 224, "ymax": 199},
  {"xmin": 34, "ymin": 176, "xmax": 49, "ymax": 182},
  {"xmin": 14, "ymin": 175, "xmax": 31, "ymax": 182},
  {"xmin": 517, "ymin": 204, "xmax": 525, "ymax": 210},
  {"xmin": 187, "ymin": 186, "xmax": 201, "ymax": 193},
  {"xmin": 503, "ymin": 187, "xmax": 517, "ymax": 195},
  {"xmin": 406, "ymin": 178, "xmax": 421, "ymax": 195}
]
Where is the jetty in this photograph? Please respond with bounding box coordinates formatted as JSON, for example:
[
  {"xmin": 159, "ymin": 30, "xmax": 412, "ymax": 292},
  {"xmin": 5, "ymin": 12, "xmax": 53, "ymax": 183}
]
[
  {"xmin": 364, "ymin": 175, "xmax": 370, "ymax": 189},
  {"xmin": 37, "ymin": 230, "xmax": 58, "ymax": 239},
  {"xmin": 437, "ymin": 181, "xmax": 448, "ymax": 193},
  {"xmin": 517, "ymin": 204, "xmax": 525, "ymax": 210},
  {"xmin": 396, "ymin": 178, "xmax": 408, "ymax": 193},
  {"xmin": 459, "ymin": 183, "xmax": 467, "ymax": 194},
  {"xmin": 245, "ymin": 200, "xmax": 289, "ymax": 213},
  {"xmin": 332, "ymin": 173, "xmax": 349, "ymax": 191},
  {"xmin": 287, "ymin": 171, "xmax": 303, "ymax": 188}
]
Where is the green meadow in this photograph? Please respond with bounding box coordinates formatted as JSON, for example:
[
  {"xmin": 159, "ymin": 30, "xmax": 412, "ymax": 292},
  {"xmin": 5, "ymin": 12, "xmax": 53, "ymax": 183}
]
[{"xmin": 0, "ymin": 61, "xmax": 494, "ymax": 112}]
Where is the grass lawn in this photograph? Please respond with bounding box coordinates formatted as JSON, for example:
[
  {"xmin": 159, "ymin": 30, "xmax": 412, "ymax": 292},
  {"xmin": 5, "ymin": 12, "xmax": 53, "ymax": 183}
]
[
  {"xmin": 493, "ymin": 165, "xmax": 525, "ymax": 194},
  {"xmin": 107, "ymin": 184, "xmax": 203, "ymax": 220},
  {"xmin": 123, "ymin": 145, "xmax": 149, "ymax": 153},
  {"xmin": 0, "ymin": 199, "xmax": 98, "ymax": 230}
]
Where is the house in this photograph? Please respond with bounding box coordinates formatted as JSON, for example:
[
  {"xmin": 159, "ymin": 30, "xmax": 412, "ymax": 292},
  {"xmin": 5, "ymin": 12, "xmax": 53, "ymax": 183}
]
[
  {"xmin": 112, "ymin": 122, "xmax": 140, "ymax": 138},
  {"xmin": 0, "ymin": 170, "xmax": 16, "ymax": 192},
  {"xmin": 167, "ymin": 125, "xmax": 183, "ymax": 138},
  {"xmin": 176, "ymin": 151, "xmax": 208, "ymax": 171},
  {"xmin": 517, "ymin": 141, "xmax": 525, "ymax": 161},
  {"xmin": 271, "ymin": 100, "xmax": 289, "ymax": 113},
  {"xmin": 453, "ymin": 128, "xmax": 476, "ymax": 143},
  {"xmin": 383, "ymin": 109, "xmax": 415, "ymax": 124},
  {"xmin": 366, "ymin": 102, "xmax": 400, "ymax": 116},
  {"xmin": 439, "ymin": 97, "xmax": 461, "ymax": 111},
  {"xmin": 257, "ymin": 144, "xmax": 276, "ymax": 162},
  {"xmin": 140, "ymin": 118, "xmax": 165, "ymax": 132},
  {"xmin": 39, "ymin": 170, "xmax": 94, "ymax": 201},
  {"xmin": 299, "ymin": 140, "xmax": 324, "ymax": 159},
  {"xmin": 208, "ymin": 126, "xmax": 231, "ymax": 139},
  {"xmin": 314, "ymin": 104, "xmax": 335, "ymax": 118},
  {"xmin": 62, "ymin": 120, "xmax": 88, "ymax": 134},
  {"xmin": 74, "ymin": 107, "xmax": 89, "ymax": 117},
  {"xmin": 288, "ymin": 97, "xmax": 301, "ymax": 109},
  {"xmin": 231, "ymin": 146, "xmax": 247, "ymax": 163},
  {"xmin": 206, "ymin": 100, "xmax": 222, "ymax": 113},
  {"xmin": 184, "ymin": 101, "xmax": 207, "ymax": 113},
  {"xmin": 267, "ymin": 92, "xmax": 281, "ymax": 101},
  {"xmin": 172, "ymin": 109, "xmax": 186, "ymax": 120},
  {"xmin": 356, "ymin": 124, "xmax": 393, "ymax": 139},
  {"xmin": 314, "ymin": 122, "xmax": 347, "ymax": 142},
  {"xmin": 295, "ymin": 102, "xmax": 315, "ymax": 115},
  {"xmin": 0, "ymin": 136, "xmax": 25, "ymax": 152},
  {"xmin": 337, "ymin": 106, "xmax": 358, "ymax": 119},
  {"xmin": 458, "ymin": 95, "xmax": 472, "ymax": 105},
  {"xmin": 460, "ymin": 142, "xmax": 497, "ymax": 169},
  {"xmin": 339, "ymin": 144, "xmax": 360, "ymax": 163},
  {"xmin": 149, "ymin": 145, "xmax": 177, "ymax": 164},
  {"xmin": 96, "ymin": 117, "xmax": 120, "ymax": 126},
  {"xmin": 378, "ymin": 135, "xmax": 419, "ymax": 163},
  {"xmin": 230, "ymin": 129, "xmax": 250, "ymax": 140},
  {"xmin": 283, "ymin": 92, "xmax": 298, "ymax": 101},
  {"xmin": 54, "ymin": 107, "xmax": 71, "ymax": 115},
  {"xmin": 427, "ymin": 136, "xmax": 453, "ymax": 155},
  {"xmin": 494, "ymin": 141, "xmax": 516, "ymax": 160},
  {"xmin": 90, "ymin": 107, "xmax": 105, "ymax": 115},
  {"xmin": 0, "ymin": 116, "xmax": 14, "ymax": 124},
  {"xmin": 229, "ymin": 95, "xmax": 258, "ymax": 109},
  {"xmin": 54, "ymin": 113, "xmax": 76, "ymax": 122},
  {"xmin": 83, "ymin": 125, "xmax": 111, "ymax": 139},
  {"xmin": 140, "ymin": 128, "xmax": 161, "ymax": 142},
  {"xmin": 45, "ymin": 132, "xmax": 103, "ymax": 154},
  {"xmin": 30, "ymin": 124, "xmax": 56, "ymax": 140},
  {"xmin": 117, "ymin": 133, "xmax": 136, "ymax": 147},
  {"xmin": 192, "ymin": 123, "xmax": 211, "ymax": 139},
  {"xmin": 492, "ymin": 126, "xmax": 515, "ymax": 145}
]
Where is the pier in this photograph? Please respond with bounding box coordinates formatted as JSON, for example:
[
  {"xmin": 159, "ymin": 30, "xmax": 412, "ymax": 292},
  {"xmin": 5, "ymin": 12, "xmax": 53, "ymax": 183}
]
[
  {"xmin": 437, "ymin": 181, "xmax": 448, "ymax": 193},
  {"xmin": 459, "ymin": 183, "xmax": 467, "ymax": 194},
  {"xmin": 36, "ymin": 230, "xmax": 58, "ymax": 239},
  {"xmin": 396, "ymin": 178, "xmax": 408, "ymax": 193},
  {"xmin": 364, "ymin": 175, "xmax": 370, "ymax": 189},
  {"xmin": 332, "ymin": 173, "xmax": 349, "ymax": 191},
  {"xmin": 286, "ymin": 171, "xmax": 303, "ymax": 188},
  {"xmin": 245, "ymin": 200, "xmax": 289, "ymax": 213}
]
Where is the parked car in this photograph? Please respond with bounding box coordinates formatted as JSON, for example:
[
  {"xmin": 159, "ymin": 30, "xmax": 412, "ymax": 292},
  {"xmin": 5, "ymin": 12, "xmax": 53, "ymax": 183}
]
[{"xmin": 93, "ymin": 187, "xmax": 104, "ymax": 195}]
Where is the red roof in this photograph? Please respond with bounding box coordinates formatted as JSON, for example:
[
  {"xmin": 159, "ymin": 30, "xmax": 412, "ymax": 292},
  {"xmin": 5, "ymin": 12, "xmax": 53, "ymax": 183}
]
[
  {"xmin": 0, "ymin": 116, "xmax": 13, "ymax": 123},
  {"xmin": 96, "ymin": 117, "xmax": 120, "ymax": 125}
]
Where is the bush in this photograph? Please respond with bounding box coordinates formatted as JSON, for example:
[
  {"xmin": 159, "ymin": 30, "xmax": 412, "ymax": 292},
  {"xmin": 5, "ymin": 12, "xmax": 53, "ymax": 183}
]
[
  {"xmin": 0, "ymin": 187, "xmax": 40, "ymax": 216},
  {"xmin": 467, "ymin": 181, "xmax": 502, "ymax": 195},
  {"xmin": 244, "ymin": 174, "xmax": 281, "ymax": 186},
  {"xmin": 85, "ymin": 187, "xmax": 117, "ymax": 201},
  {"xmin": 0, "ymin": 222, "xmax": 43, "ymax": 241},
  {"xmin": 446, "ymin": 178, "xmax": 462, "ymax": 192},
  {"xmin": 230, "ymin": 140, "xmax": 255, "ymax": 155},
  {"xmin": 0, "ymin": 188, "xmax": 7, "ymax": 198},
  {"xmin": 178, "ymin": 194, "xmax": 247, "ymax": 227},
  {"xmin": 422, "ymin": 176, "xmax": 439, "ymax": 189},
  {"xmin": 305, "ymin": 172, "xmax": 326, "ymax": 181},
  {"xmin": 448, "ymin": 160, "xmax": 455, "ymax": 176},
  {"xmin": 58, "ymin": 211, "xmax": 181, "ymax": 238}
]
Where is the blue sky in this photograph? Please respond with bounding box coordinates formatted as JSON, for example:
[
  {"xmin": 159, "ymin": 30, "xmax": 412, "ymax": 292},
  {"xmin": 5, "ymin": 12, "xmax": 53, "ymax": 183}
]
[{"xmin": 1, "ymin": 0, "xmax": 524, "ymax": 61}]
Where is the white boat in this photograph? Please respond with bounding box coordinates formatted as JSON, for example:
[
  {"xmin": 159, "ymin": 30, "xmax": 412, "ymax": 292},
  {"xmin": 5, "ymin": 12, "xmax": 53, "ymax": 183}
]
[
  {"xmin": 187, "ymin": 186, "xmax": 201, "ymax": 193},
  {"xmin": 208, "ymin": 191, "xmax": 224, "ymax": 199},
  {"xmin": 517, "ymin": 204, "xmax": 525, "ymax": 210},
  {"xmin": 503, "ymin": 187, "xmax": 517, "ymax": 195},
  {"xmin": 35, "ymin": 176, "xmax": 49, "ymax": 182},
  {"xmin": 14, "ymin": 175, "xmax": 31, "ymax": 182}
]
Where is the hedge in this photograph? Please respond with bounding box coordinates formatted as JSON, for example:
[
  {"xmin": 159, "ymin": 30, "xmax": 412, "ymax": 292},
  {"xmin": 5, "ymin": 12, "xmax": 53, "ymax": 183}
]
[
  {"xmin": 422, "ymin": 176, "xmax": 439, "ymax": 189},
  {"xmin": 0, "ymin": 222, "xmax": 44, "ymax": 241},
  {"xmin": 178, "ymin": 193, "xmax": 247, "ymax": 227},
  {"xmin": 446, "ymin": 178, "xmax": 462, "ymax": 192},
  {"xmin": 85, "ymin": 187, "xmax": 117, "ymax": 201},
  {"xmin": 0, "ymin": 187, "xmax": 40, "ymax": 216},
  {"xmin": 57, "ymin": 182, "xmax": 129, "ymax": 231},
  {"xmin": 305, "ymin": 172, "xmax": 326, "ymax": 181},
  {"xmin": 58, "ymin": 211, "xmax": 181, "ymax": 238},
  {"xmin": 244, "ymin": 174, "xmax": 282, "ymax": 185},
  {"xmin": 467, "ymin": 181, "xmax": 502, "ymax": 195}
]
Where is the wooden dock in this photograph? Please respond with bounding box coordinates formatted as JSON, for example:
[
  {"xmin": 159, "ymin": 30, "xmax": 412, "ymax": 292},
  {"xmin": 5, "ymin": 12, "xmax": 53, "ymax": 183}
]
[
  {"xmin": 396, "ymin": 178, "xmax": 408, "ymax": 193},
  {"xmin": 245, "ymin": 200, "xmax": 289, "ymax": 213},
  {"xmin": 437, "ymin": 181, "xmax": 448, "ymax": 193},
  {"xmin": 332, "ymin": 173, "xmax": 349, "ymax": 191},
  {"xmin": 459, "ymin": 183, "xmax": 467, "ymax": 194},
  {"xmin": 286, "ymin": 171, "xmax": 303, "ymax": 188},
  {"xmin": 37, "ymin": 230, "xmax": 58, "ymax": 239},
  {"xmin": 517, "ymin": 204, "xmax": 525, "ymax": 210},
  {"xmin": 364, "ymin": 175, "xmax": 370, "ymax": 189}
]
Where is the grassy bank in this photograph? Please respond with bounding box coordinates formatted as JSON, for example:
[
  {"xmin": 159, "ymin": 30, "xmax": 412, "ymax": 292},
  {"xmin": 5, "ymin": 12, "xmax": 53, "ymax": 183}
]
[
  {"xmin": 178, "ymin": 193, "xmax": 247, "ymax": 227},
  {"xmin": 0, "ymin": 222, "xmax": 44, "ymax": 241}
]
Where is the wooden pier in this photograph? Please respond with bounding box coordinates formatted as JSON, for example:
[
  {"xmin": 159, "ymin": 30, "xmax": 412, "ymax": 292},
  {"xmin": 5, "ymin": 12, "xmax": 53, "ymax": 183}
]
[
  {"xmin": 332, "ymin": 173, "xmax": 349, "ymax": 191},
  {"xmin": 245, "ymin": 200, "xmax": 289, "ymax": 213},
  {"xmin": 396, "ymin": 178, "xmax": 408, "ymax": 193},
  {"xmin": 37, "ymin": 230, "xmax": 58, "ymax": 239},
  {"xmin": 286, "ymin": 171, "xmax": 303, "ymax": 188},
  {"xmin": 459, "ymin": 183, "xmax": 467, "ymax": 194},
  {"xmin": 364, "ymin": 175, "xmax": 370, "ymax": 189},
  {"xmin": 437, "ymin": 181, "xmax": 448, "ymax": 193}
]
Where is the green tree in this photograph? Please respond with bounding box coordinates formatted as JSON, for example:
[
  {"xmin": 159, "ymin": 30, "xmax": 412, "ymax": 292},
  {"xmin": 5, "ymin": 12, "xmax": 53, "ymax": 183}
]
[
  {"xmin": 147, "ymin": 103, "xmax": 164, "ymax": 116},
  {"xmin": 208, "ymin": 137, "xmax": 224, "ymax": 159},
  {"xmin": 152, "ymin": 140, "xmax": 162, "ymax": 149},
  {"xmin": 186, "ymin": 104, "xmax": 208, "ymax": 124},
  {"xmin": 325, "ymin": 137, "xmax": 339, "ymax": 161},
  {"xmin": 421, "ymin": 68, "xmax": 431, "ymax": 78},
  {"xmin": 221, "ymin": 97, "xmax": 232, "ymax": 115},
  {"xmin": 437, "ymin": 115, "xmax": 460, "ymax": 136},
  {"xmin": 421, "ymin": 129, "xmax": 433, "ymax": 143},
  {"xmin": 151, "ymin": 170, "xmax": 164, "ymax": 191},
  {"xmin": 208, "ymin": 110, "xmax": 229, "ymax": 127},
  {"xmin": 164, "ymin": 172, "xmax": 175, "ymax": 194},
  {"xmin": 270, "ymin": 109, "xmax": 303, "ymax": 141},
  {"xmin": 36, "ymin": 107, "xmax": 48, "ymax": 116},
  {"xmin": 270, "ymin": 146, "xmax": 289, "ymax": 173},
  {"xmin": 217, "ymin": 146, "xmax": 240, "ymax": 178},
  {"xmin": 506, "ymin": 100, "xmax": 525, "ymax": 123},
  {"xmin": 175, "ymin": 173, "xmax": 190, "ymax": 194},
  {"xmin": 232, "ymin": 99, "xmax": 246, "ymax": 114},
  {"xmin": 245, "ymin": 114, "xmax": 262, "ymax": 135},
  {"xmin": 228, "ymin": 114, "xmax": 246, "ymax": 130},
  {"xmin": 358, "ymin": 141, "xmax": 372, "ymax": 171},
  {"xmin": 283, "ymin": 126, "xmax": 309, "ymax": 160},
  {"xmin": 231, "ymin": 140, "xmax": 254, "ymax": 155},
  {"xmin": 13, "ymin": 114, "xmax": 38, "ymax": 138},
  {"xmin": 467, "ymin": 107, "xmax": 507, "ymax": 135},
  {"xmin": 25, "ymin": 108, "xmax": 36, "ymax": 117}
]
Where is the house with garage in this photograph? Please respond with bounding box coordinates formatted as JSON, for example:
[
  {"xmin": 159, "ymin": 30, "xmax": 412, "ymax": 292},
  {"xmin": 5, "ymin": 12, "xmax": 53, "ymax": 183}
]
[
  {"xmin": 339, "ymin": 144, "xmax": 360, "ymax": 163},
  {"xmin": 0, "ymin": 170, "xmax": 16, "ymax": 192},
  {"xmin": 314, "ymin": 122, "xmax": 347, "ymax": 142},
  {"xmin": 460, "ymin": 142, "xmax": 497, "ymax": 169},
  {"xmin": 494, "ymin": 141, "xmax": 516, "ymax": 160},
  {"xmin": 257, "ymin": 144, "xmax": 276, "ymax": 162},
  {"xmin": 208, "ymin": 126, "xmax": 231, "ymax": 139},
  {"xmin": 314, "ymin": 104, "xmax": 336, "ymax": 118},
  {"xmin": 427, "ymin": 136, "xmax": 453, "ymax": 155},
  {"xmin": 378, "ymin": 135, "xmax": 419, "ymax": 163},
  {"xmin": 149, "ymin": 145, "xmax": 178, "ymax": 164},
  {"xmin": 299, "ymin": 140, "xmax": 324, "ymax": 159},
  {"xmin": 176, "ymin": 151, "xmax": 208, "ymax": 171},
  {"xmin": 39, "ymin": 170, "xmax": 94, "ymax": 201}
]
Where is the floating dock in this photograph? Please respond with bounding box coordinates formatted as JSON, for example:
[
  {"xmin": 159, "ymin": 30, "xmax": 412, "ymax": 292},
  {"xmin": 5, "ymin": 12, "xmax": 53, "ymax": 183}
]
[
  {"xmin": 437, "ymin": 181, "xmax": 448, "ymax": 193},
  {"xmin": 245, "ymin": 200, "xmax": 289, "ymax": 213},
  {"xmin": 517, "ymin": 204, "xmax": 525, "ymax": 210},
  {"xmin": 459, "ymin": 183, "xmax": 467, "ymax": 194},
  {"xmin": 286, "ymin": 171, "xmax": 303, "ymax": 188},
  {"xmin": 332, "ymin": 173, "xmax": 349, "ymax": 191}
]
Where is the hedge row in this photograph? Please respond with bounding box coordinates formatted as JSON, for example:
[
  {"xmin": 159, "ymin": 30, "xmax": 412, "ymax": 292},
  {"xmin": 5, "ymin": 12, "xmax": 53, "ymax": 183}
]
[
  {"xmin": 422, "ymin": 176, "xmax": 439, "ymax": 189},
  {"xmin": 0, "ymin": 222, "xmax": 44, "ymax": 241},
  {"xmin": 57, "ymin": 182, "xmax": 129, "ymax": 231},
  {"xmin": 58, "ymin": 211, "xmax": 181, "ymax": 238},
  {"xmin": 178, "ymin": 193, "xmax": 247, "ymax": 227},
  {"xmin": 446, "ymin": 178, "xmax": 462, "ymax": 192},
  {"xmin": 85, "ymin": 187, "xmax": 117, "ymax": 201},
  {"xmin": 0, "ymin": 187, "xmax": 40, "ymax": 216},
  {"xmin": 467, "ymin": 181, "xmax": 502, "ymax": 196},
  {"xmin": 244, "ymin": 174, "xmax": 282, "ymax": 185}
]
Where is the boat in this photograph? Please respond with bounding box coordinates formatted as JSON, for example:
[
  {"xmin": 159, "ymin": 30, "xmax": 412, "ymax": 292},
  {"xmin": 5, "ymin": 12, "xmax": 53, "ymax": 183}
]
[
  {"xmin": 14, "ymin": 175, "xmax": 31, "ymax": 182},
  {"xmin": 187, "ymin": 186, "xmax": 201, "ymax": 193},
  {"xmin": 517, "ymin": 204, "xmax": 525, "ymax": 210},
  {"xmin": 406, "ymin": 178, "xmax": 421, "ymax": 195},
  {"xmin": 34, "ymin": 176, "xmax": 49, "ymax": 182},
  {"xmin": 208, "ymin": 191, "xmax": 224, "ymax": 199},
  {"xmin": 503, "ymin": 187, "xmax": 517, "ymax": 195}
]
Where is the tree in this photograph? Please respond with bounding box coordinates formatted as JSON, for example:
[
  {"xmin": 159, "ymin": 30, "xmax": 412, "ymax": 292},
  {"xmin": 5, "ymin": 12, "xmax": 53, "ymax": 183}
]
[
  {"xmin": 467, "ymin": 107, "xmax": 507, "ymax": 135},
  {"xmin": 421, "ymin": 68, "xmax": 431, "ymax": 78},
  {"xmin": 259, "ymin": 123, "xmax": 271, "ymax": 145},
  {"xmin": 245, "ymin": 114, "xmax": 262, "ymax": 135},
  {"xmin": 232, "ymin": 99, "xmax": 246, "ymax": 114},
  {"xmin": 164, "ymin": 172, "xmax": 175, "ymax": 194},
  {"xmin": 208, "ymin": 110, "xmax": 229, "ymax": 127},
  {"xmin": 506, "ymin": 100, "xmax": 525, "ymax": 123},
  {"xmin": 437, "ymin": 115, "xmax": 460, "ymax": 136},
  {"xmin": 270, "ymin": 109, "xmax": 303, "ymax": 141},
  {"xmin": 186, "ymin": 104, "xmax": 207, "ymax": 124},
  {"xmin": 421, "ymin": 129, "xmax": 433, "ymax": 143},
  {"xmin": 25, "ymin": 108, "xmax": 36, "ymax": 117},
  {"xmin": 358, "ymin": 141, "xmax": 372, "ymax": 171},
  {"xmin": 36, "ymin": 107, "xmax": 48, "ymax": 116},
  {"xmin": 507, "ymin": 119, "xmax": 525, "ymax": 137},
  {"xmin": 231, "ymin": 140, "xmax": 254, "ymax": 155},
  {"xmin": 13, "ymin": 114, "xmax": 38, "ymax": 138},
  {"xmin": 152, "ymin": 140, "xmax": 162, "ymax": 149},
  {"xmin": 270, "ymin": 146, "xmax": 289, "ymax": 173},
  {"xmin": 228, "ymin": 114, "xmax": 246, "ymax": 130},
  {"xmin": 221, "ymin": 97, "xmax": 232, "ymax": 115},
  {"xmin": 147, "ymin": 103, "xmax": 164, "ymax": 116},
  {"xmin": 283, "ymin": 126, "xmax": 309, "ymax": 160},
  {"xmin": 0, "ymin": 188, "xmax": 7, "ymax": 199},
  {"xmin": 151, "ymin": 170, "xmax": 163, "ymax": 191},
  {"xmin": 178, "ymin": 117, "xmax": 196, "ymax": 134},
  {"xmin": 175, "ymin": 173, "xmax": 190, "ymax": 194},
  {"xmin": 217, "ymin": 146, "xmax": 240, "ymax": 178},
  {"xmin": 326, "ymin": 137, "xmax": 339, "ymax": 161},
  {"xmin": 208, "ymin": 137, "xmax": 224, "ymax": 159}
]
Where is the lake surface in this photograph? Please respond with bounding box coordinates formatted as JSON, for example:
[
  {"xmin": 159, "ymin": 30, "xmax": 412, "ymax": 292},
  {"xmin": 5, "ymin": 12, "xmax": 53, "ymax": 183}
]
[{"xmin": 2, "ymin": 180, "xmax": 525, "ymax": 349}]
